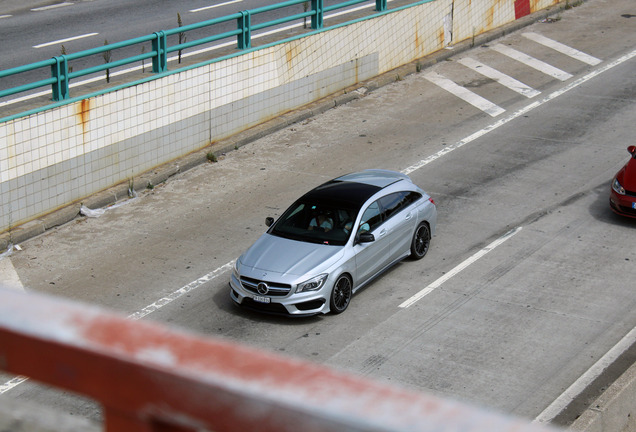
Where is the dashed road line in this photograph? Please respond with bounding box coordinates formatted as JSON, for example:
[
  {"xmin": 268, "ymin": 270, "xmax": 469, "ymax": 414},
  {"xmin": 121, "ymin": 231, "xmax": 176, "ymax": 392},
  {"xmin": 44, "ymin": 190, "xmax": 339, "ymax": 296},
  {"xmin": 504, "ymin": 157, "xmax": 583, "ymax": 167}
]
[
  {"xmin": 0, "ymin": 260, "xmax": 235, "ymax": 394},
  {"xmin": 33, "ymin": 33, "xmax": 99, "ymax": 49},
  {"xmin": 458, "ymin": 57, "xmax": 540, "ymax": 98},
  {"xmin": 190, "ymin": 0, "xmax": 242, "ymax": 13},
  {"xmin": 398, "ymin": 227, "xmax": 522, "ymax": 308},
  {"xmin": 491, "ymin": 43, "xmax": 573, "ymax": 81},
  {"xmin": 424, "ymin": 71, "xmax": 506, "ymax": 117},
  {"xmin": 523, "ymin": 32, "xmax": 602, "ymax": 65},
  {"xmin": 127, "ymin": 261, "xmax": 234, "ymax": 321},
  {"xmin": 31, "ymin": 2, "xmax": 73, "ymax": 12}
]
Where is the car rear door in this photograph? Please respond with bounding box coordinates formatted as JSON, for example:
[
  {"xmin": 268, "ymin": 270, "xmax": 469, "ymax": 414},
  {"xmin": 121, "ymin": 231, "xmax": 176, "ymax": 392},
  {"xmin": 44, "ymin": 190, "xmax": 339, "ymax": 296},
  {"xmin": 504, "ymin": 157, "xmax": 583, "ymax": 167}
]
[{"xmin": 379, "ymin": 192, "xmax": 418, "ymax": 262}]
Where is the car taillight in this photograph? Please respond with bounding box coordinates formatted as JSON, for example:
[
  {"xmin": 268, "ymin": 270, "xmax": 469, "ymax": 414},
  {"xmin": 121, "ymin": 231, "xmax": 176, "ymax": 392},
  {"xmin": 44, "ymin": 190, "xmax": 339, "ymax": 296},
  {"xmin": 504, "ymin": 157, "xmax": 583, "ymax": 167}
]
[{"xmin": 429, "ymin": 197, "xmax": 435, "ymax": 205}]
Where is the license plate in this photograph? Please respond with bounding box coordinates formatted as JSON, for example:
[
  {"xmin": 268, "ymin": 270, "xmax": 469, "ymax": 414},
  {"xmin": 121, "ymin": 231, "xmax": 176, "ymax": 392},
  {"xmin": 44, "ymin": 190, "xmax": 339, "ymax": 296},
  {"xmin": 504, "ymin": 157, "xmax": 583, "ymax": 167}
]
[
  {"xmin": 253, "ymin": 295, "xmax": 270, "ymax": 304},
  {"xmin": 632, "ymin": 202, "xmax": 636, "ymax": 210}
]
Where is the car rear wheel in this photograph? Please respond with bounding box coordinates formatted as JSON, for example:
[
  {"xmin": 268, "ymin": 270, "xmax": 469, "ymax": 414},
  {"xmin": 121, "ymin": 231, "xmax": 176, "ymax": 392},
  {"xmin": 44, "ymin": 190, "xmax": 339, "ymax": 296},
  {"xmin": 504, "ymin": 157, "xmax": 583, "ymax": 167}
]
[
  {"xmin": 330, "ymin": 274, "xmax": 352, "ymax": 314},
  {"xmin": 410, "ymin": 222, "xmax": 430, "ymax": 260}
]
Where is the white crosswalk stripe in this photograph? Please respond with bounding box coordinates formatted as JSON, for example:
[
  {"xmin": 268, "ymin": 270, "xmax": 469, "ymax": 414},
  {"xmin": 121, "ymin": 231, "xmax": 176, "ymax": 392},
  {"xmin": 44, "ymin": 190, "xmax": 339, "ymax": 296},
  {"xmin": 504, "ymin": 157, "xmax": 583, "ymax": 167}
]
[
  {"xmin": 458, "ymin": 57, "xmax": 541, "ymax": 98},
  {"xmin": 491, "ymin": 43, "xmax": 574, "ymax": 81},
  {"xmin": 424, "ymin": 72, "xmax": 506, "ymax": 117},
  {"xmin": 522, "ymin": 32, "xmax": 602, "ymax": 65}
]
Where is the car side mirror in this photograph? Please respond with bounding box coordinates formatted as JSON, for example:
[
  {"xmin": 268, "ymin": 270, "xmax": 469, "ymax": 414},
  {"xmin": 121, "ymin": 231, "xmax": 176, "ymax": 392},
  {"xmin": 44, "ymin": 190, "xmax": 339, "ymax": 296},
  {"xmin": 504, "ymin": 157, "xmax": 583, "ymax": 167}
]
[
  {"xmin": 628, "ymin": 145, "xmax": 636, "ymax": 157},
  {"xmin": 356, "ymin": 232, "xmax": 375, "ymax": 244},
  {"xmin": 265, "ymin": 217, "xmax": 274, "ymax": 227}
]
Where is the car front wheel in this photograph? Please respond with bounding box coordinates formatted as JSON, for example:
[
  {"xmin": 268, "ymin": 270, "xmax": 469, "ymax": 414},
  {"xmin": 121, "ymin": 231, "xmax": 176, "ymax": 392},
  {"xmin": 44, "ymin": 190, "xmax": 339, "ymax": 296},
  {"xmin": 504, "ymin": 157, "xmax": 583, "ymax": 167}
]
[
  {"xmin": 330, "ymin": 274, "xmax": 352, "ymax": 314},
  {"xmin": 410, "ymin": 222, "xmax": 430, "ymax": 260}
]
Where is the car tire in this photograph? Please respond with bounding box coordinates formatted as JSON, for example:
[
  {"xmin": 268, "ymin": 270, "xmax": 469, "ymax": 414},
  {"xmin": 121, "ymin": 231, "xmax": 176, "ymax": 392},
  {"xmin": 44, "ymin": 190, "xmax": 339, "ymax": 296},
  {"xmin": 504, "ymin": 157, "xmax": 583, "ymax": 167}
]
[
  {"xmin": 410, "ymin": 222, "xmax": 430, "ymax": 260},
  {"xmin": 330, "ymin": 274, "xmax": 352, "ymax": 314}
]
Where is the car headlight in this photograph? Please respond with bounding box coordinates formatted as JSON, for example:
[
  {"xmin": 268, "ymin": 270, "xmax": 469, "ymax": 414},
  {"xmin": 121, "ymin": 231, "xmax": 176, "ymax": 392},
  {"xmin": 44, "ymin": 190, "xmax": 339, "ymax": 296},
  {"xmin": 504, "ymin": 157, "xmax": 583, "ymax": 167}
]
[
  {"xmin": 232, "ymin": 259, "xmax": 241, "ymax": 279},
  {"xmin": 612, "ymin": 178, "xmax": 626, "ymax": 195},
  {"xmin": 296, "ymin": 274, "xmax": 328, "ymax": 293}
]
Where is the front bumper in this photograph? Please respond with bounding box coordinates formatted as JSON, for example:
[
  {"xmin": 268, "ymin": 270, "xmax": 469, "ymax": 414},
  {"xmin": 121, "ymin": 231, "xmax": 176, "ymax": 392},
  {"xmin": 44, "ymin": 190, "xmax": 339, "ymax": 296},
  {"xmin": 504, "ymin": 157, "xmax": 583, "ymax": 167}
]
[
  {"xmin": 609, "ymin": 191, "xmax": 636, "ymax": 218},
  {"xmin": 229, "ymin": 273, "xmax": 328, "ymax": 316}
]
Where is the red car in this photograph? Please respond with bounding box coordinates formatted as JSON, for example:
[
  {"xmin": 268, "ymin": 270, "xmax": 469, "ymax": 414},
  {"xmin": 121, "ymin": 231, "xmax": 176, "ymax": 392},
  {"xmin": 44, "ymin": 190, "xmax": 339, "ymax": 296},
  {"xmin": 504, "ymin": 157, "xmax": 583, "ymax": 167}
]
[{"xmin": 610, "ymin": 145, "xmax": 636, "ymax": 218}]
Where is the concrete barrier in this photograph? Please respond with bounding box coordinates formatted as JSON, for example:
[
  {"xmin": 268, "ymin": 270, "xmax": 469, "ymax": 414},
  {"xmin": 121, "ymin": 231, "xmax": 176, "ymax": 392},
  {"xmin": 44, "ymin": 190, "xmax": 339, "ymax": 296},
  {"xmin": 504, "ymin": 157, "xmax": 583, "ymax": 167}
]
[{"xmin": 570, "ymin": 362, "xmax": 636, "ymax": 432}]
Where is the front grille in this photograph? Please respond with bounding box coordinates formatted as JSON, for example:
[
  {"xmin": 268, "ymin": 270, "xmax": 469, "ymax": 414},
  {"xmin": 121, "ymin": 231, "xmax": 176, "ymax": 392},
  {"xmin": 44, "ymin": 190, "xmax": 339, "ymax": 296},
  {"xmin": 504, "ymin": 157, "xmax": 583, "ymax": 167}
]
[
  {"xmin": 626, "ymin": 189, "xmax": 636, "ymax": 197},
  {"xmin": 295, "ymin": 299, "xmax": 326, "ymax": 311},
  {"xmin": 618, "ymin": 204, "xmax": 636, "ymax": 216},
  {"xmin": 240, "ymin": 276, "xmax": 292, "ymax": 297}
]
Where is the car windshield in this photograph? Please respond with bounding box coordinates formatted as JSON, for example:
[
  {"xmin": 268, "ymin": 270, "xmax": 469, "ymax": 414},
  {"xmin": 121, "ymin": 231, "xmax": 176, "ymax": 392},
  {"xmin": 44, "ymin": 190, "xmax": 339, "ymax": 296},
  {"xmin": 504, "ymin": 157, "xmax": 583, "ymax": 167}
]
[{"xmin": 270, "ymin": 200, "xmax": 358, "ymax": 246}]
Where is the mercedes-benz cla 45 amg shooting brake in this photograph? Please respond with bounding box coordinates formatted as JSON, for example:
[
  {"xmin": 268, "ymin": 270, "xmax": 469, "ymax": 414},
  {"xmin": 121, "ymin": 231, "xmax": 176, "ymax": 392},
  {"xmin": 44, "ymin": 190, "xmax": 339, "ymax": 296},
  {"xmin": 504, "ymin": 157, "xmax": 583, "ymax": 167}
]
[{"xmin": 230, "ymin": 170, "xmax": 437, "ymax": 316}]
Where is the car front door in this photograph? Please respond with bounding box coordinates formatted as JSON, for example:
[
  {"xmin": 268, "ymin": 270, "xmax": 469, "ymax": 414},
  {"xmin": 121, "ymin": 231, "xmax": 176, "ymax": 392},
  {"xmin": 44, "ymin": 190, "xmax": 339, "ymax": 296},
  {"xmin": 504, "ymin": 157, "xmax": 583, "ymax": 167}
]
[{"xmin": 352, "ymin": 200, "xmax": 392, "ymax": 286}]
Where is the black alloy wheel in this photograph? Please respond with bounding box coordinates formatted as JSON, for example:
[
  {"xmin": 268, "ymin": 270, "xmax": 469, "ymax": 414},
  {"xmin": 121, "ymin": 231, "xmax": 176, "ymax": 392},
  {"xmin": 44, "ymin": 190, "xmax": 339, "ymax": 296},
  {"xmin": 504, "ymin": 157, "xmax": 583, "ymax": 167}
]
[
  {"xmin": 330, "ymin": 275, "xmax": 352, "ymax": 314},
  {"xmin": 410, "ymin": 222, "xmax": 430, "ymax": 260}
]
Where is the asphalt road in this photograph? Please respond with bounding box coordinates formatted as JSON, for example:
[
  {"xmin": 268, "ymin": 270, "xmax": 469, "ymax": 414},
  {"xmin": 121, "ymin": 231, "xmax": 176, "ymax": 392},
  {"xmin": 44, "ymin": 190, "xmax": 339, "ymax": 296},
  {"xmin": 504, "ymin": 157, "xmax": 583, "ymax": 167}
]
[{"xmin": 1, "ymin": 0, "xmax": 636, "ymax": 428}]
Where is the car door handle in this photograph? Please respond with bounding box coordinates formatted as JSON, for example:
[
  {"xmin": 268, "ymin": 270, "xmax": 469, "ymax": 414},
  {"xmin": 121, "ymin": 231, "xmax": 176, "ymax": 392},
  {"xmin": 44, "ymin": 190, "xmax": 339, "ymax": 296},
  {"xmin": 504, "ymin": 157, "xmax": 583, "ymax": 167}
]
[
  {"xmin": 405, "ymin": 212, "xmax": 412, "ymax": 220},
  {"xmin": 378, "ymin": 229, "xmax": 387, "ymax": 237}
]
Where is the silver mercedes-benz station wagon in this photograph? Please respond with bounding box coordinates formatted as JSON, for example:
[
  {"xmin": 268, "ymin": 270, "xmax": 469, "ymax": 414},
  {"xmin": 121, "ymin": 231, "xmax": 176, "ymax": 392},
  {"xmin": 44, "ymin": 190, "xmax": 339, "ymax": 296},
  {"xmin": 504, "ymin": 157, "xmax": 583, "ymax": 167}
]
[{"xmin": 230, "ymin": 170, "xmax": 437, "ymax": 316}]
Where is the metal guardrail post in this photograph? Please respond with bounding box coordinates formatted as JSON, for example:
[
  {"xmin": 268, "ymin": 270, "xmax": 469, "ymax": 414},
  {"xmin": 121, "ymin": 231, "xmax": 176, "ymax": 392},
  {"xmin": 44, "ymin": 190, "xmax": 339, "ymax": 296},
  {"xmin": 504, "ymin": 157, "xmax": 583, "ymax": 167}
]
[
  {"xmin": 237, "ymin": 10, "xmax": 251, "ymax": 49},
  {"xmin": 51, "ymin": 55, "xmax": 69, "ymax": 101},
  {"xmin": 152, "ymin": 31, "xmax": 168, "ymax": 73},
  {"xmin": 376, "ymin": 0, "xmax": 388, "ymax": 11},
  {"xmin": 312, "ymin": 0, "xmax": 324, "ymax": 29}
]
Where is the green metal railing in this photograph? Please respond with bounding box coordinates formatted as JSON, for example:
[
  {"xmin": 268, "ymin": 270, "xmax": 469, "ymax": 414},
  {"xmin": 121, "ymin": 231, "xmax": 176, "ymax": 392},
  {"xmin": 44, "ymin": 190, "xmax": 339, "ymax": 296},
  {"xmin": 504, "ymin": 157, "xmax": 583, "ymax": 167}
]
[{"xmin": 0, "ymin": 0, "xmax": 390, "ymax": 104}]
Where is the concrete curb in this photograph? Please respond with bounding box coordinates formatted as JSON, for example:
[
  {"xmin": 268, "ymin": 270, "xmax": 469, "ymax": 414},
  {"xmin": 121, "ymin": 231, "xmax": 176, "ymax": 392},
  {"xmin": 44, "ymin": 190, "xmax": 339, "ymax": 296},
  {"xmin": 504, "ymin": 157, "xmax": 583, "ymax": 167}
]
[
  {"xmin": 570, "ymin": 361, "xmax": 636, "ymax": 432},
  {"xmin": 0, "ymin": 2, "xmax": 572, "ymax": 251}
]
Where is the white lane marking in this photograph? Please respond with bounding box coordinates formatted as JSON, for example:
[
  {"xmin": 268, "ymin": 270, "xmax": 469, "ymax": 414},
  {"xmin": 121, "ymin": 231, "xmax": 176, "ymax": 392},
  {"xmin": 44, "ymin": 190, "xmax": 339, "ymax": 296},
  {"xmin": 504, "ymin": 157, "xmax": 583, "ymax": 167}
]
[
  {"xmin": 534, "ymin": 326, "xmax": 636, "ymax": 423},
  {"xmin": 190, "ymin": 0, "xmax": 242, "ymax": 13},
  {"xmin": 399, "ymin": 227, "xmax": 522, "ymax": 309},
  {"xmin": 402, "ymin": 47, "xmax": 636, "ymax": 176},
  {"xmin": 491, "ymin": 43, "xmax": 573, "ymax": 81},
  {"xmin": 33, "ymin": 33, "xmax": 99, "ymax": 49},
  {"xmin": 424, "ymin": 71, "xmax": 506, "ymax": 117},
  {"xmin": 127, "ymin": 261, "xmax": 234, "ymax": 320},
  {"xmin": 0, "ymin": 14, "xmax": 12, "ymax": 19},
  {"xmin": 31, "ymin": 2, "xmax": 73, "ymax": 12},
  {"xmin": 0, "ymin": 376, "xmax": 29, "ymax": 394},
  {"xmin": 0, "ymin": 260, "xmax": 235, "ymax": 394},
  {"xmin": 523, "ymin": 32, "xmax": 602, "ymax": 66},
  {"xmin": 458, "ymin": 57, "xmax": 540, "ymax": 98}
]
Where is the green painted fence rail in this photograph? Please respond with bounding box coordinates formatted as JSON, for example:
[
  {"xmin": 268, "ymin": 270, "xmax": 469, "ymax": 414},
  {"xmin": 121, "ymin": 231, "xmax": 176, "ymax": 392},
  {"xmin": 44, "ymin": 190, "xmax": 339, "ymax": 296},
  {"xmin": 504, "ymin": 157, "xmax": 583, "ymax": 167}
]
[{"xmin": 0, "ymin": 0, "xmax": 389, "ymax": 106}]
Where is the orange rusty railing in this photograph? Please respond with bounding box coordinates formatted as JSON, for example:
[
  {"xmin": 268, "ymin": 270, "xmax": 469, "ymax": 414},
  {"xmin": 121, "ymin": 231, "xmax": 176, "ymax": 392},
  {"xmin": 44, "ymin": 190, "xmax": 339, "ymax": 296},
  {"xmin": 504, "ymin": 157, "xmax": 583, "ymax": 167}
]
[{"xmin": 0, "ymin": 286, "xmax": 559, "ymax": 432}]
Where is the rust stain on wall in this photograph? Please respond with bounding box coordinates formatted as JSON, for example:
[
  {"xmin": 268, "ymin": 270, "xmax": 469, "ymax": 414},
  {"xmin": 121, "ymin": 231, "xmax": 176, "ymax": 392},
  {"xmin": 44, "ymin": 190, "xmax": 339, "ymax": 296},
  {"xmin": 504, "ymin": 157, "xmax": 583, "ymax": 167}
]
[
  {"xmin": 76, "ymin": 99, "xmax": 91, "ymax": 138},
  {"xmin": 438, "ymin": 28, "xmax": 445, "ymax": 48},
  {"xmin": 285, "ymin": 43, "xmax": 300, "ymax": 68},
  {"xmin": 530, "ymin": 0, "xmax": 557, "ymax": 12}
]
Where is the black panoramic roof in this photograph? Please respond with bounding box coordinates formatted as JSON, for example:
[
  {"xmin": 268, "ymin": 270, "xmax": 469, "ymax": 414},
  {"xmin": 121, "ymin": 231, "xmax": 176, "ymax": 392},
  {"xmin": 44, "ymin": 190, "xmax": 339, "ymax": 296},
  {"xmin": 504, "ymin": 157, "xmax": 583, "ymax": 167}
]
[{"xmin": 300, "ymin": 180, "xmax": 381, "ymax": 209}]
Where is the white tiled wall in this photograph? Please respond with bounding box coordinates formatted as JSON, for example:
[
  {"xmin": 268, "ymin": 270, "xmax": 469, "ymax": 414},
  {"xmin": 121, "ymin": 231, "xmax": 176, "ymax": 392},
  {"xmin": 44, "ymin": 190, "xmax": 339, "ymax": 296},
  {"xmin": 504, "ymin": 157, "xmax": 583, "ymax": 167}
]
[{"xmin": 0, "ymin": 0, "xmax": 543, "ymax": 233}]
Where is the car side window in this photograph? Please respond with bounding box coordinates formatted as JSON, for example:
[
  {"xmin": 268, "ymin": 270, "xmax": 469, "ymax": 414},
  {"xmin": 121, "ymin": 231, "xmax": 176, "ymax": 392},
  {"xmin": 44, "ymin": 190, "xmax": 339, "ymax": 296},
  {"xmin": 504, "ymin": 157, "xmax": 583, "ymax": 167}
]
[
  {"xmin": 378, "ymin": 192, "xmax": 407, "ymax": 220},
  {"xmin": 380, "ymin": 191, "xmax": 424, "ymax": 220},
  {"xmin": 358, "ymin": 201, "xmax": 382, "ymax": 233},
  {"xmin": 404, "ymin": 191, "xmax": 422, "ymax": 206}
]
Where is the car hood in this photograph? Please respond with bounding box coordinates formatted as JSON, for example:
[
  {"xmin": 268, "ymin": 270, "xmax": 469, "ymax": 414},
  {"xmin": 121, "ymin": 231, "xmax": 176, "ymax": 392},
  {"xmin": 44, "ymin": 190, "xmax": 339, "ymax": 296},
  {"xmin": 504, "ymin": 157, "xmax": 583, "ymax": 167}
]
[
  {"xmin": 239, "ymin": 233, "xmax": 343, "ymax": 276},
  {"xmin": 617, "ymin": 157, "xmax": 636, "ymax": 191}
]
